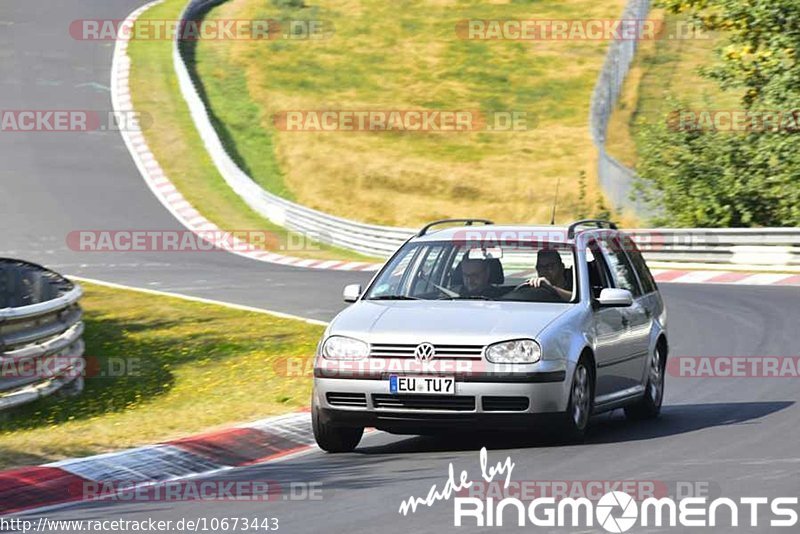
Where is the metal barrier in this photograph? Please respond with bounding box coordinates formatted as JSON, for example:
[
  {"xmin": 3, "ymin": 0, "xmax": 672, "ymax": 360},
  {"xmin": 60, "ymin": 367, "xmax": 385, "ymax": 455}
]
[
  {"xmin": 626, "ymin": 229, "xmax": 800, "ymax": 265},
  {"xmin": 0, "ymin": 260, "xmax": 85, "ymax": 411},
  {"xmin": 589, "ymin": 0, "xmax": 651, "ymax": 212}
]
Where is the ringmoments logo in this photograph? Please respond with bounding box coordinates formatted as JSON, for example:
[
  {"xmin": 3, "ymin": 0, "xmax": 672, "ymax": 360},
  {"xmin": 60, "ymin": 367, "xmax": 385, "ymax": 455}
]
[
  {"xmin": 398, "ymin": 448, "xmax": 800, "ymax": 530},
  {"xmin": 452, "ymin": 493, "xmax": 800, "ymax": 530},
  {"xmin": 596, "ymin": 491, "xmax": 638, "ymax": 533}
]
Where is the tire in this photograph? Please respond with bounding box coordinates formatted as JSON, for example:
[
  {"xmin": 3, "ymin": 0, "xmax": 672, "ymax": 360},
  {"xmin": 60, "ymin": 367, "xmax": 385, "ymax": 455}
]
[
  {"xmin": 312, "ymin": 400, "xmax": 363, "ymax": 453},
  {"xmin": 625, "ymin": 344, "xmax": 665, "ymax": 420},
  {"xmin": 560, "ymin": 357, "xmax": 594, "ymax": 442}
]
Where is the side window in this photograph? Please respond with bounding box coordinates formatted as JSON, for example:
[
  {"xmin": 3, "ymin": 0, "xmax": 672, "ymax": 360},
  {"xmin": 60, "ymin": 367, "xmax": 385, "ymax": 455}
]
[
  {"xmin": 622, "ymin": 236, "xmax": 657, "ymax": 294},
  {"xmin": 598, "ymin": 238, "xmax": 642, "ymax": 297},
  {"xmin": 586, "ymin": 242, "xmax": 613, "ymax": 298}
]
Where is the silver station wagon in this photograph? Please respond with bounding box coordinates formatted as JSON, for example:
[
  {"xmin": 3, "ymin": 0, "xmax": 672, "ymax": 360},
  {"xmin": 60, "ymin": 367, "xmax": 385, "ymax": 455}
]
[{"xmin": 312, "ymin": 219, "xmax": 668, "ymax": 452}]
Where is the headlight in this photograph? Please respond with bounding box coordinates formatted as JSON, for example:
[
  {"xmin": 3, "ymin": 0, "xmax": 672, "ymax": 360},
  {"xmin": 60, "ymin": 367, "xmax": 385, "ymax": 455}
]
[
  {"xmin": 485, "ymin": 339, "xmax": 541, "ymax": 364},
  {"xmin": 322, "ymin": 336, "xmax": 369, "ymax": 360}
]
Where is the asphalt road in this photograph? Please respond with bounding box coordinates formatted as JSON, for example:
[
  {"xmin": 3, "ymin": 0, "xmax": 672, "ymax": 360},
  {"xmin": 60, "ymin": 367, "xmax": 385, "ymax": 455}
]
[
  {"xmin": 14, "ymin": 283, "xmax": 800, "ymax": 533},
  {"xmin": 0, "ymin": 0, "xmax": 370, "ymax": 321},
  {"xmin": 3, "ymin": 1, "xmax": 799, "ymax": 532}
]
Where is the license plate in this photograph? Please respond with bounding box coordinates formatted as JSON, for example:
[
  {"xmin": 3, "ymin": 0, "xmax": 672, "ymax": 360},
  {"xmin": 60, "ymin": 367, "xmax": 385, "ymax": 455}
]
[{"xmin": 389, "ymin": 375, "xmax": 455, "ymax": 395}]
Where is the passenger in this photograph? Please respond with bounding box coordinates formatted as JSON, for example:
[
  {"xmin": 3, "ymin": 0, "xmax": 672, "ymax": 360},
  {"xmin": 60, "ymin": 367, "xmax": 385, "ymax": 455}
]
[
  {"xmin": 460, "ymin": 258, "xmax": 503, "ymax": 298},
  {"xmin": 526, "ymin": 249, "xmax": 573, "ymax": 301}
]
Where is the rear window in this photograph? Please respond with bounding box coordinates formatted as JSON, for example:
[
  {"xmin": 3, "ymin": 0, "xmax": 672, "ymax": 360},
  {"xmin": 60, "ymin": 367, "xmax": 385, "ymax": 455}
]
[
  {"xmin": 622, "ymin": 236, "xmax": 658, "ymax": 294},
  {"xmin": 597, "ymin": 238, "xmax": 642, "ymax": 297}
]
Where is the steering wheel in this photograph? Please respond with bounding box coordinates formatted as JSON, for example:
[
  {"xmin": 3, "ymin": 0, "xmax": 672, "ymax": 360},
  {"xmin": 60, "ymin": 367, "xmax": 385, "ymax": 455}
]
[
  {"xmin": 416, "ymin": 273, "xmax": 459, "ymax": 298},
  {"xmin": 512, "ymin": 278, "xmax": 559, "ymax": 296},
  {"xmin": 512, "ymin": 281, "xmax": 529, "ymax": 291}
]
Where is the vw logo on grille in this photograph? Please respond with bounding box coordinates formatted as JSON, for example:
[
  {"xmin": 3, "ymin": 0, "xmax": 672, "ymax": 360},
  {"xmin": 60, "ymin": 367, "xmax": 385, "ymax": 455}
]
[{"xmin": 414, "ymin": 342, "xmax": 436, "ymax": 362}]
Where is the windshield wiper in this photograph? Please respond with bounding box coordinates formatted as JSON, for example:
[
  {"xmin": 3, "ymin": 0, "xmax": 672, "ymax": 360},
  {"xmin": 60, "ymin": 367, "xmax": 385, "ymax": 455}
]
[
  {"xmin": 368, "ymin": 295, "xmax": 420, "ymax": 300},
  {"xmin": 455, "ymin": 295, "xmax": 493, "ymax": 300}
]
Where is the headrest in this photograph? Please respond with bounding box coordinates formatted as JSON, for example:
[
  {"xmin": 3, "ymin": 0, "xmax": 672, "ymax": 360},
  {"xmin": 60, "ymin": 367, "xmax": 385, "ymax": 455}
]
[{"xmin": 454, "ymin": 258, "xmax": 504, "ymax": 285}]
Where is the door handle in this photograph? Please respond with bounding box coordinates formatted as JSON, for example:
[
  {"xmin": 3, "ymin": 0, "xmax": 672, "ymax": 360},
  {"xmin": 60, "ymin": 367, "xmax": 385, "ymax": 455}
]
[{"xmin": 621, "ymin": 316, "xmax": 630, "ymax": 328}]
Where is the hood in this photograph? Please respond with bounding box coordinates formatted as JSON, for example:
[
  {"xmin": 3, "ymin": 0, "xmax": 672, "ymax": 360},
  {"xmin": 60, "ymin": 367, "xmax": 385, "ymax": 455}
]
[{"xmin": 329, "ymin": 300, "xmax": 572, "ymax": 344}]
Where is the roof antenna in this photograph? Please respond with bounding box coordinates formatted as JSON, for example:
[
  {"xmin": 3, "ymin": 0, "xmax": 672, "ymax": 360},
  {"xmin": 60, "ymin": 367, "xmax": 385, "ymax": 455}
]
[{"xmin": 549, "ymin": 176, "xmax": 561, "ymax": 225}]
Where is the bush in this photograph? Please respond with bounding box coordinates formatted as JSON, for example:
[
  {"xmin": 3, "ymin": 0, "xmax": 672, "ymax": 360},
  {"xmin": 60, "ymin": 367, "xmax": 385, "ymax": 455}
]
[{"xmin": 633, "ymin": 0, "xmax": 800, "ymax": 226}]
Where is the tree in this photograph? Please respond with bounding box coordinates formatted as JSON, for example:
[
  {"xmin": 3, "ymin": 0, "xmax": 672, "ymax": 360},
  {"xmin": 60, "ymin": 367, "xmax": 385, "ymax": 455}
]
[{"xmin": 634, "ymin": 0, "xmax": 800, "ymax": 226}]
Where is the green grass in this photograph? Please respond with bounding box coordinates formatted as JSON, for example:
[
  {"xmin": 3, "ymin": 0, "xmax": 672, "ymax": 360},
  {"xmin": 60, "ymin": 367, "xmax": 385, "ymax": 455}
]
[
  {"xmin": 605, "ymin": 10, "xmax": 742, "ymax": 168},
  {"xmin": 194, "ymin": 0, "xmax": 635, "ymax": 226},
  {"xmin": 0, "ymin": 282, "xmax": 323, "ymax": 469},
  {"xmin": 126, "ymin": 0, "xmax": 373, "ymax": 261}
]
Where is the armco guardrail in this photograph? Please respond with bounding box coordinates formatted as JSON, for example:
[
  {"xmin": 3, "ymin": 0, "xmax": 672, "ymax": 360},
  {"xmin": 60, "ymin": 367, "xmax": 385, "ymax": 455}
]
[
  {"xmin": 589, "ymin": 0, "xmax": 651, "ymax": 212},
  {"xmin": 0, "ymin": 260, "xmax": 85, "ymax": 411},
  {"xmin": 627, "ymin": 229, "xmax": 800, "ymax": 265},
  {"xmin": 174, "ymin": 0, "xmax": 413, "ymax": 258}
]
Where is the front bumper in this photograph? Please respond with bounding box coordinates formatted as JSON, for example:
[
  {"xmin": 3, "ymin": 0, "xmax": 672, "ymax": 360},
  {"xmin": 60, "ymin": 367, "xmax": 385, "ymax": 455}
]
[{"xmin": 313, "ymin": 362, "xmax": 570, "ymax": 432}]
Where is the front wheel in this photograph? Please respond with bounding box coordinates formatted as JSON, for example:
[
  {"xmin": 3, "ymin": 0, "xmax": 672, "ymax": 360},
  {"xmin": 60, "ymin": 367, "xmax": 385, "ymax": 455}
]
[
  {"xmin": 312, "ymin": 399, "xmax": 363, "ymax": 453},
  {"xmin": 560, "ymin": 358, "xmax": 594, "ymax": 441},
  {"xmin": 625, "ymin": 345, "xmax": 665, "ymax": 420}
]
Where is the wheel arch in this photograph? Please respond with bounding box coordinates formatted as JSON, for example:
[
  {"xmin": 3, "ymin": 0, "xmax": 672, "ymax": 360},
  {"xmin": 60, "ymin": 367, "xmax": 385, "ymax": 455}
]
[
  {"xmin": 578, "ymin": 346, "xmax": 597, "ymax": 382},
  {"xmin": 656, "ymin": 334, "xmax": 668, "ymax": 365}
]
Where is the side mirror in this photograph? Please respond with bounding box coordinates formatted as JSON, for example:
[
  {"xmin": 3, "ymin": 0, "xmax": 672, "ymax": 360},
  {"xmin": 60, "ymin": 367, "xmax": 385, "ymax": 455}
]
[
  {"xmin": 343, "ymin": 284, "xmax": 362, "ymax": 303},
  {"xmin": 596, "ymin": 288, "xmax": 633, "ymax": 308}
]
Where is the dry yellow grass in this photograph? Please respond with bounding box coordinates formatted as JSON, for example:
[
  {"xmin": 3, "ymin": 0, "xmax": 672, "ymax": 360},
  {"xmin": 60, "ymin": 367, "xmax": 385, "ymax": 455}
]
[{"xmin": 197, "ymin": 0, "xmax": 630, "ymax": 226}]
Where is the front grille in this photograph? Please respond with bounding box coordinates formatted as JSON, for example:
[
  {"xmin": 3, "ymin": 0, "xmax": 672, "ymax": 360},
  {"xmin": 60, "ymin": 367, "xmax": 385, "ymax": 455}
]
[
  {"xmin": 482, "ymin": 396, "xmax": 530, "ymax": 412},
  {"xmin": 326, "ymin": 392, "xmax": 367, "ymax": 408},
  {"xmin": 369, "ymin": 344, "xmax": 483, "ymax": 360},
  {"xmin": 372, "ymin": 394, "xmax": 475, "ymax": 411}
]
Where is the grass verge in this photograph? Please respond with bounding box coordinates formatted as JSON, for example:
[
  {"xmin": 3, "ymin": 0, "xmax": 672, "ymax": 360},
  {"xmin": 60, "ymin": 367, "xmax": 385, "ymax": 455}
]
[
  {"xmin": 194, "ymin": 0, "xmax": 631, "ymax": 226},
  {"xmin": 126, "ymin": 0, "xmax": 373, "ymax": 261},
  {"xmin": 0, "ymin": 282, "xmax": 323, "ymax": 470}
]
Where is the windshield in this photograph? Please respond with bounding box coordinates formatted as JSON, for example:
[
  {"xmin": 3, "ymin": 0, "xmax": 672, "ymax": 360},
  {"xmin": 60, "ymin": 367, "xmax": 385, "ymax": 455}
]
[{"xmin": 365, "ymin": 240, "xmax": 577, "ymax": 303}]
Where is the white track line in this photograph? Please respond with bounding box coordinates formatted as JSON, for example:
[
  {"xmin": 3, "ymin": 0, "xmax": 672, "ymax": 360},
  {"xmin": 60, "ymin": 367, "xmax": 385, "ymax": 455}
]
[{"xmin": 68, "ymin": 275, "xmax": 328, "ymax": 326}]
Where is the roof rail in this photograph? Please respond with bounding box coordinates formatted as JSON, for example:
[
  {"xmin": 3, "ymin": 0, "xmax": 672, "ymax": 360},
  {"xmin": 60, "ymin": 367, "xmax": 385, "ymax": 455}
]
[
  {"xmin": 416, "ymin": 219, "xmax": 494, "ymax": 237},
  {"xmin": 567, "ymin": 219, "xmax": 618, "ymax": 239}
]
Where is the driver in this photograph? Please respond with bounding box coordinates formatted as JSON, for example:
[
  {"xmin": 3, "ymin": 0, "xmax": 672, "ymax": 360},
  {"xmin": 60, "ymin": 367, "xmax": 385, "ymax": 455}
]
[
  {"xmin": 526, "ymin": 249, "xmax": 572, "ymax": 301},
  {"xmin": 460, "ymin": 258, "xmax": 503, "ymax": 298}
]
